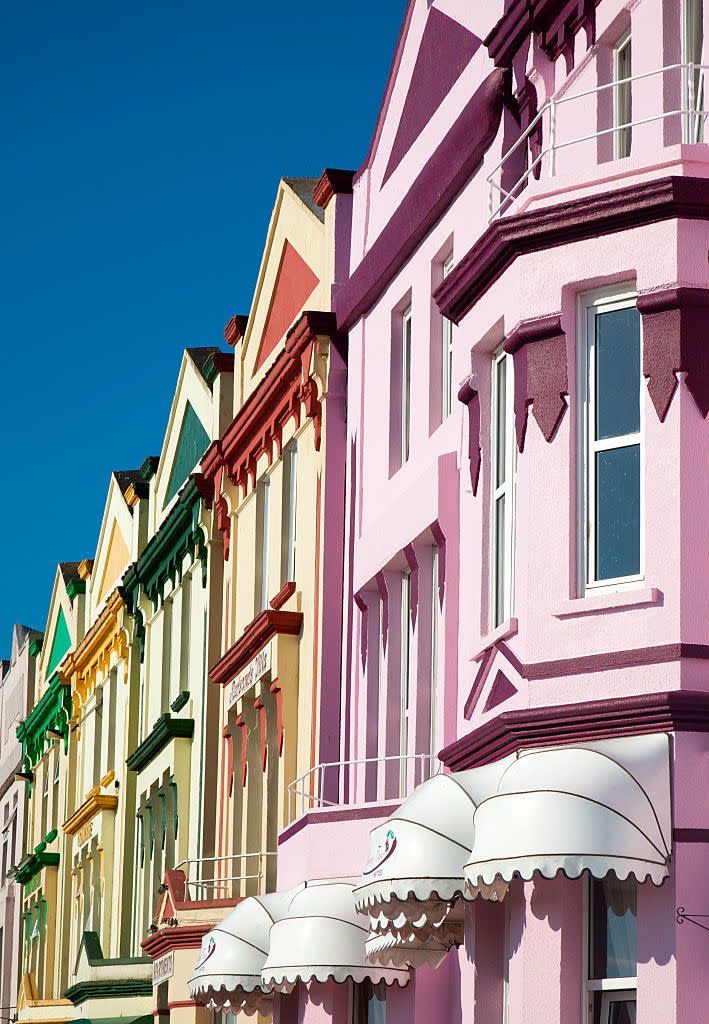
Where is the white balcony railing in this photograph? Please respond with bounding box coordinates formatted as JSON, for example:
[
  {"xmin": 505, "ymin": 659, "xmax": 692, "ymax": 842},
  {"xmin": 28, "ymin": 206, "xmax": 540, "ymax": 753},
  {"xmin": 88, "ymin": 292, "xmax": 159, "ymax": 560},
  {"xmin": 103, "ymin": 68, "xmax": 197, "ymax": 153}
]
[
  {"xmin": 175, "ymin": 851, "xmax": 277, "ymax": 900},
  {"xmin": 287, "ymin": 753, "xmax": 440, "ymax": 823},
  {"xmin": 488, "ymin": 62, "xmax": 708, "ymax": 221}
]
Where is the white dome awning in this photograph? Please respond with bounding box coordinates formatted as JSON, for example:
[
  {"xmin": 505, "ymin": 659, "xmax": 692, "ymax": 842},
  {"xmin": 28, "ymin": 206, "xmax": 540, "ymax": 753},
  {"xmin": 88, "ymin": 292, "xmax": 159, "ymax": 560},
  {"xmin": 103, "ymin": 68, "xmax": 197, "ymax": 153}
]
[
  {"xmin": 365, "ymin": 927, "xmax": 456, "ymax": 971},
  {"xmin": 354, "ymin": 759, "xmax": 514, "ymax": 941},
  {"xmin": 260, "ymin": 879, "xmax": 410, "ymax": 992},
  {"xmin": 465, "ymin": 733, "xmax": 672, "ymax": 899},
  {"xmin": 188, "ymin": 887, "xmax": 301, "ymax": 1014}
]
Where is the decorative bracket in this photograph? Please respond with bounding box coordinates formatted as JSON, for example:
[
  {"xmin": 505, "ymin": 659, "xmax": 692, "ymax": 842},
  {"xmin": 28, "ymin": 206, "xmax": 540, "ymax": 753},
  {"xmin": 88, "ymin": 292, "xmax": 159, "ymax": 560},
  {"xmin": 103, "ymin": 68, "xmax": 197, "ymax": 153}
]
[{"xmin": 677, "ymin": 907, "xmax": 709, "ymax": 933}]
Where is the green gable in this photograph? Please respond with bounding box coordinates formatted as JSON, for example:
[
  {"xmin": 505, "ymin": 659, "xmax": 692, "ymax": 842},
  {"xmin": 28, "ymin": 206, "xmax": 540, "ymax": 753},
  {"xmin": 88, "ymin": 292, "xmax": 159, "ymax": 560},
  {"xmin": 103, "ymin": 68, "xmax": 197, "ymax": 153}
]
[
  {"xmin": 163, "ymin": 402, "xmax": 210, "ymax": 508},
  {"xmin": 46, "ymin": 607, "xmax": 71, "ymax": 677}
]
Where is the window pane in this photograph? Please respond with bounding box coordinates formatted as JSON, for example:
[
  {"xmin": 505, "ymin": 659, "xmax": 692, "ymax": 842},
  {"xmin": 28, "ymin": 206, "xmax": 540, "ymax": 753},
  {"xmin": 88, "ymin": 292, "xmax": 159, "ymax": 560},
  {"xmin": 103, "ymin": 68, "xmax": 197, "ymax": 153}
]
[
  {"xmin": 495, "ymin": 357, "xmax": 507, "ymax": 484},
  {"xmin": 595, "ymin": 445, "xmax": 640, "ymax": 580},
  {"xmin": 494, "ymin": 494, "xmax": 506, "ymax": 626},
  {"xmin": 353, "ymin": 981, "xmax": 387, "ymax": 1024},
  {"xmin": 591, "ymin": 876, "xmax": 637, "ymax": 980},
  {"xmin": 609, "ymin": 1000, "xmax": 637, "ymax": 1024},
  {"xmin": 595, "ymin": 307, "xmax": 640, "ymax": 439}
]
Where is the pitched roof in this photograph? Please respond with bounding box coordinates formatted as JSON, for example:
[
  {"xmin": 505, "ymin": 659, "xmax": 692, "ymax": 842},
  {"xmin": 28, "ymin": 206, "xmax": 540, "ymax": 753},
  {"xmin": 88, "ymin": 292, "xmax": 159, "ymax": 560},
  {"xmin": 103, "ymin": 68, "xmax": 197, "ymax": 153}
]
[
  {"xmin": 60, "ymin": 561, "xmax": 88, "ymax": 585},
  {"xmin": 283, "ymin": 177, "xmax": 325, "ymax": 223},
  {"xmin": 114, "ymin": 469, "xmax": 143, "ymax": 496}
]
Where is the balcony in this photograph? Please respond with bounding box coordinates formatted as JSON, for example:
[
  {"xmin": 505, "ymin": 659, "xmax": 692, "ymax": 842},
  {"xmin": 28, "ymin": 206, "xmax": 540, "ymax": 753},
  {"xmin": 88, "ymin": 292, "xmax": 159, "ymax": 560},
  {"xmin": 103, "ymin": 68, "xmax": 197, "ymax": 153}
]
[
  {"xmin": 286, "ymin": 753, "xmax": 440, "ymax": 825},
  {"xmin": 488, "ymin": 63, "xmax": 709, "ymax": 221},
  {"xmin": 175, "ymin": 851, "xmax": 277, "ymax": 902}
]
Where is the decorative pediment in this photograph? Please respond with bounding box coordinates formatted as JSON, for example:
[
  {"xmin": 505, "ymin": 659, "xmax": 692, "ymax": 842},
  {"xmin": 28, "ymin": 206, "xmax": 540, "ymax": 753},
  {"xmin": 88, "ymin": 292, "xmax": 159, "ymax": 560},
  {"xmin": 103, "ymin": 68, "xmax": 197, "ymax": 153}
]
[
  {"xmin": 464, "ymin": 636, "xmax": 527, "ymax": 724},
  {"xmin": 239, "ymin": 178, "xmax": 330, "ymax": 391}
]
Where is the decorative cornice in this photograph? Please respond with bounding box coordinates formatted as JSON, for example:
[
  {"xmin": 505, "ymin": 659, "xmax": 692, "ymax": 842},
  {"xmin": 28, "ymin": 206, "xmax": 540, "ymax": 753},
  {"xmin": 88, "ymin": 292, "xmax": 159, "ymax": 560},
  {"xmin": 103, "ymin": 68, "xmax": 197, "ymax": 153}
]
[
  {"xmin": 435, "ymin": 176, "xmax": 709, "ymax": 325},
  {"xmin": 141, "ymin": 923, "xmax": 213, "ymax": 959},
  {"xmin": 637, "ymin": 287, "xmax": 709, "ymax": 421},
  {"xmin": 503, "ymin": 314, "xmax": 568, "ymax": 450},
  {"xmin": 202, "ymin": 350, "xmax": 235, "ymax": 387},
  {"xmin": 334, "ymin": 68, "xmax": 507, "ymax": 333},
  {"xmin": 312, "ymin": 168, "xmax": 355, "ymax": 210},
  {"xmin": 61, "ymin": 589, "xmax": 126, "ymax": 712},
  {"xmin": 126, "ymin": 713, "xmax": 195, "ymax": 774},
  {"xmin": 66, "ymin": 577, "xmax": 86, "ymax": 602},
  {"xmin": 224, "ymin": 315, "xmax": 249, "ymax": 348},
  {"xmin": 14, "ymin": 850, "xmax": 60, "ymax": 887},
  {"xmin": 64, "ymin": 979, "xmax": 152, "ymax": 1004},
  {"xmin": 440, "ymin": 689, "xmax": 709, "ymax": 772},
  {"xmin": 63, "ymin": 791, "xmax": 119, "ymax": 837},
  {"xmin": 28, "ymin": 637, "xmax": 43, "ymax": 658},
  {"xmin": 17, "ymin": 674, "xmax": 72, "ymax": 772},
  {"xmin": 485, "ymin": 0, "xmax": 600, "ymax": 68},
  {"xmin": 122, "ymin": 477, "xmax": 207, "ymax": 656},
  {"xmin": 77, "ymin": 560, "xmax": 93, "ymax": 581},
  {"xmin": 457, "ymin": 378, "xmax": 481, "ymax": 494},
  {"xmin": 210, "ymin": 610, "xmax": 303, "ymax": 687},
  {"xmin": 201, "ymin": 311, "xmax": 343, "ymax": 515}
]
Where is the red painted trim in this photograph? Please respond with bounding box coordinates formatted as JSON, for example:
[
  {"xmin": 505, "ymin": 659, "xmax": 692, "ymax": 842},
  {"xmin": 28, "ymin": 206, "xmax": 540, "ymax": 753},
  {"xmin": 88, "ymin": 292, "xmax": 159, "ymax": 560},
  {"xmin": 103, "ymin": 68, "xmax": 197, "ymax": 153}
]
[
  {"xmin": 142, "ymin": 923, "xmax": 215, "ymax": 958},
  {"xmin": 270, "ymin": 581, "xmax": 296, "ymax": 610},
  {"xmin": 440, "ymin": 689, "xmax": 709, "ymax": 771},
  {"xmin": 270, "ymin": 679, "xmax": 284, "ymax": 757},
  {"xmin": 674, "ymin": 829, "xmax": 709, "ymax": 843},
  {"xmin": 210, "ymin": 610, "xmax": 303, "ymax": 686},
  {"xmin": 224, "ymin": 315, "xmax": 248, "ymax": 347},
  {"xmin": 223, "ymin": 726, "xmax": 234, "ymax": 798},
  {"xmin": 334, "ymin": 68, "xmax": 508, "ymax": 333},
  {"xmin": 504, "ymin": 314, "xmax": 568, "ymax": 450},
  {"xmin": 279, "ymin": 800, "xmax": 401, "ymax": 845},
  {"xmin": 254, "ymin": 692, "xmax": 268, "ymax": 772},
  {"xmin": 637, "ymin": 287, "xmax": 709, "ymax": 421},
  {"xmin": 312, "ymin": 169, "xmax": 355, "ymax": 210},
  {"xmin": 435, "ymin": 176, "xmax": 709, "ymax": 325}
]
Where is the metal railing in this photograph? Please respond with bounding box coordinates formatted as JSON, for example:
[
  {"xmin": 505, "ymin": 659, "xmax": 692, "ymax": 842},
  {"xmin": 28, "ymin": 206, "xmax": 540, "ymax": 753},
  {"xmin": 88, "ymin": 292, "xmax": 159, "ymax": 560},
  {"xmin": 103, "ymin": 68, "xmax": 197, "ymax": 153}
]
[
  {"xmin": 488, "ymin": 63, "xmax": 708, "ymax": 221},
  {"xmin": 175, "ymin": 851, "xmax": 277, "ymax": 900},
  {"xmin": 287, "ymin": 753, "xmax": 440, "ymax": 822}
]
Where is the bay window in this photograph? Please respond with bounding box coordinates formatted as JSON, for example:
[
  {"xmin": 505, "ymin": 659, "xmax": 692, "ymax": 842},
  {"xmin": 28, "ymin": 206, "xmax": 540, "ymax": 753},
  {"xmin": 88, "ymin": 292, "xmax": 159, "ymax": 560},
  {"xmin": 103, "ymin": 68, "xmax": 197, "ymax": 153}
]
[
  {"xmin": 580, "ymin": 290, "xmax": 642, "ymax": 592},
  {"xmin": 491, "ymin": 349, "xmax": 516, "ymax": 628},
  {"xmin": 586, "ymin": 876, "xmax": 637, "ymax": 1023}
]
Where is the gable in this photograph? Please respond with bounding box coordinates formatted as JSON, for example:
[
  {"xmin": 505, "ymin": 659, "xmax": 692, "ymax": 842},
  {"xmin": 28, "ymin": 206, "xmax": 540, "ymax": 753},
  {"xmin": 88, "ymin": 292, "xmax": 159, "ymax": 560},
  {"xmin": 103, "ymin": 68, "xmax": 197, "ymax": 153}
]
[
  {"xmin": 464, "ymin": 640, "xmax": 527, "ymax": 723},
  {"xmin": 46, "ymin": 608, "xmax": 71, "ymax": 678},
  {"xmin": 97, "ymin": 521, "xmax": 131, "ymax": 605},
  {"xmin": 254, "ymin": 240, "xmax": 320, "ymax": 372},
  {"xmin": 163, "ymin": 402, "xmax": 210, "ymax": 508},
  {"xmin": 382, "ymin": 8, "xmax": 480, "ymax": 185}
]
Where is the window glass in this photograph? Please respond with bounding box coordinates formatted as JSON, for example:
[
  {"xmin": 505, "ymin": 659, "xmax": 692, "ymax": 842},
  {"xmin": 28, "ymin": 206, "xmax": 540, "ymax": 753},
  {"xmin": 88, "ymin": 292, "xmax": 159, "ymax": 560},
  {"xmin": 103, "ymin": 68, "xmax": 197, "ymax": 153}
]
[
  {"xmin": 590, "ymin": 876, "xmax": 637, "ymax": 980},
  {"xmin": 442, "ymin": 256, "xmax": 454, "ymax": 419},
  {"xmin": 402, "ymin": 309, "xmax": 412, "ymax": 463},
  {"xmin": 491, "ymin": 350, "xmax": 515, "ymax": 625},
  {"xmin": 595, "ymin": 308, "xmax": 640, "ymax": 439},
  {"xmin": 595, "ymin": 447, "xmax": 641, "ymax": 580},
  {"xmin": 614, "ymin": 33, "xmax": 632, "ymax": 158},
  {"xmin": 353, "ymin": 980, "xmax": 387, "ymax": 1024}
]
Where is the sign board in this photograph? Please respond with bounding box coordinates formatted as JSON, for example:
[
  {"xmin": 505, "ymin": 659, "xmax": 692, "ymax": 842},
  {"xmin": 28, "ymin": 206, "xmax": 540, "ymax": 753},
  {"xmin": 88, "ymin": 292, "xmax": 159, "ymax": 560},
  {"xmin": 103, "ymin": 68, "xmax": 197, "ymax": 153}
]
[
  {"xmin": 153, "ymin": 950, "xmax": 175, "ymax": 986},
  {"xmin": 227, "ymin": 644, "xmax": 272, "ymax": 710},
  {"xmin": 75, "ymin": 817, "xmax": 95, "ymax": 851}
]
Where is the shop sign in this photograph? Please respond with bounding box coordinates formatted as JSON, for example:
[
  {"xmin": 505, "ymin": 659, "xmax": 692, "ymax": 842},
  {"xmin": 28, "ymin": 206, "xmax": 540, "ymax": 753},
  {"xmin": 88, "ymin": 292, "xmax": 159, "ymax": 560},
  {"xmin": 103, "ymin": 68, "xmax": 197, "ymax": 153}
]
[
  {"xmin": 227, "ymin": 644, "xmax": 271, "ymax": 710},
  {"xmin": 362, "ymin": 828, "xmax": 397, "ymax": 876},
  {"xmin": 75, "ymin": 818, "xmax": 95, "ymax": 851},
  {"xmin": 153, "ymin": 951, "xmax": 174, "ymax": 986}
]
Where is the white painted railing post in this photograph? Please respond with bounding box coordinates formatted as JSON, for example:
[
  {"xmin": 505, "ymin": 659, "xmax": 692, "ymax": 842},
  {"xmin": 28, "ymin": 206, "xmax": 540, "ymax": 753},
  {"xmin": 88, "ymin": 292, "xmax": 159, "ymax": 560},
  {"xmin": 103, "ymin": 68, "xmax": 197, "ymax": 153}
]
[{"xmin": 549, "ymin": 100, "xmax": 557, "ymax": 176}]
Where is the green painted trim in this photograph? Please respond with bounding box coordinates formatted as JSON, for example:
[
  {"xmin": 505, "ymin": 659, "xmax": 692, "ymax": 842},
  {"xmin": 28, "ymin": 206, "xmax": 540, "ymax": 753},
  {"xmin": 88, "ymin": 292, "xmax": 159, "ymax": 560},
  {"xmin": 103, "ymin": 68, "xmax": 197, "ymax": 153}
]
[
  {"xmin": 170, "ymin": 690, "xmax": 190, "ymax": 713},
  {"xmin": 140, "ymin": 455, "xmax": 160, "ymax": 481},
  {"xmin": 121, "ymin": 478, "xmax": 207, "ymax": 660},
  {"xmin": 28, "ymin": 637, "xmax": 43, "ymax": 658},
  {"xmin": 15, "ymin": 850, "xmax": 60, "ymax": 887},
  {"xmin": 66, "ymin": 578, "xmax": 86, "ymax": 602},
  {"xmin": 126, "ymin": 713, "xmax": 195, "ymax": 773},
  {"xmin": 17, "ymin": 673, "xmax": 72, "ymax": 772},
  {"xmin": 163, "ymin": 402, "xmax": 210, "ymax": 508},
  {"xmin": 45, "ymin": 827, "xmax": 58, "ymax": 843},
  {"xmin": 46, "ymin": 607, "xmax": 71, "ymax": 677},
  {"xmin": 65, "ymin": 980, "xmax": 153, "ymax": 1005}
]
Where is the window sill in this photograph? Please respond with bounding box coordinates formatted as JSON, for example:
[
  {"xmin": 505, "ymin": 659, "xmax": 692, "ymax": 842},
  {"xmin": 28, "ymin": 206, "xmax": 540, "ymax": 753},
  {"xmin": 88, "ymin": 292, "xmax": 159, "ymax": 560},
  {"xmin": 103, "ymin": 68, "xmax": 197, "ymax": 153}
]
[
  {"xmin": 554, "ymin": 587, "xmax": 662, "ymax": 619},
  {"xmin": 472, "ymin": 617, "xmax": 519, "ymax": 662}
]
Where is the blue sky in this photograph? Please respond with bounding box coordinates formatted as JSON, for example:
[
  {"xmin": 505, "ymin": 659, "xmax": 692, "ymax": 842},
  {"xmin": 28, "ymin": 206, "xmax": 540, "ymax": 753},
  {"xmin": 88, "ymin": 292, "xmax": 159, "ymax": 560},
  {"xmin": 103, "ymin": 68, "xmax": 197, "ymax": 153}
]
[{"xmin": 0, "ymin": 1, "xmax": 405, "ymax": 646}]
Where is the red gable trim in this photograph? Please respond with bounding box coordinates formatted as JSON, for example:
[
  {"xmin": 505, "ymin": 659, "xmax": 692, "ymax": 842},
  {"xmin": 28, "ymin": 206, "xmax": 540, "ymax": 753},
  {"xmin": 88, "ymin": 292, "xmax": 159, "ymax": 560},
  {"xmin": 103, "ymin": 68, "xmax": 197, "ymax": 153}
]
[
  {"xmin": 255, "ymin": 242, "xmax": 320, "ymax": 371},
  {"xmin": 210, "ymin": 610, "xmax": 303, "ymax": 687}
]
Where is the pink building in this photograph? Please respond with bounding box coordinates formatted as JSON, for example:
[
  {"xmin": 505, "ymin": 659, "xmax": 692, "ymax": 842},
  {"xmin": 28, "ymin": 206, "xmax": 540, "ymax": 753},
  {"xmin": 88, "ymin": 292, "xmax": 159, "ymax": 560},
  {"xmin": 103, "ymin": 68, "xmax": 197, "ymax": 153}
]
[
  {"xmin": 0, "ymin": 625, "xmax": 41, "ymax": 1017},
  {"xmin": 191, "ymin": 2, "xmax": 709, "ymax": 1022}
]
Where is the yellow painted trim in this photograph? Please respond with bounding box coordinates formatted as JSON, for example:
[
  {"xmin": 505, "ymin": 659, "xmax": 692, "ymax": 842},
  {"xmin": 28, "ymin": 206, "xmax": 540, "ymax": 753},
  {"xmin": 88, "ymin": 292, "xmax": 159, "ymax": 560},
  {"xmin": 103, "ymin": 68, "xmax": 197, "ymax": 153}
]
[
  {"xmin": 62, "ymin": 792, "xmax": 119, "ymax": 836},
  {"xmin": 61, "ymin": 589, "xmax": 127, "ymax": 709}
]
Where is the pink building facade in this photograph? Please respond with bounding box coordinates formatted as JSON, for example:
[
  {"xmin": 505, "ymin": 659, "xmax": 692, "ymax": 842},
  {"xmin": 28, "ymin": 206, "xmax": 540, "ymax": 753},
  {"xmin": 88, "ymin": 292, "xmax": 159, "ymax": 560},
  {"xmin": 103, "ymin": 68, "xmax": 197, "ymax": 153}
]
[{"xmin": 191, "ymin": 2, "xmax": 709, "ymax": 1022}]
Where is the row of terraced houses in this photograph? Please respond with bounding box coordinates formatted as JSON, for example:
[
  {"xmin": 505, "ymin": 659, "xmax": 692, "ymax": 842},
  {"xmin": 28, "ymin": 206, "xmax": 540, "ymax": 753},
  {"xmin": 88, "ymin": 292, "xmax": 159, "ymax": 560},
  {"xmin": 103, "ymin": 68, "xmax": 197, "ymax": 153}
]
[{"xmin": 3, "ymin": 1, "xmax": 709, "ymax": 1022}]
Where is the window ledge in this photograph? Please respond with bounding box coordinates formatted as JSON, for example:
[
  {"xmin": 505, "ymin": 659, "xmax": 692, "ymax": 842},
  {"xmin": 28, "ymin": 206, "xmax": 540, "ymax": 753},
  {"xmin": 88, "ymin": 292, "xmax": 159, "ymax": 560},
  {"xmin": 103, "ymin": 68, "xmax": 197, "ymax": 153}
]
[
  {"xmin": 554, "ymin": 587, "xmax": 662, "ymax": 619},
  {"xmin": 472, "ymin": 617, "xmax": 519, "ymax": 662}
]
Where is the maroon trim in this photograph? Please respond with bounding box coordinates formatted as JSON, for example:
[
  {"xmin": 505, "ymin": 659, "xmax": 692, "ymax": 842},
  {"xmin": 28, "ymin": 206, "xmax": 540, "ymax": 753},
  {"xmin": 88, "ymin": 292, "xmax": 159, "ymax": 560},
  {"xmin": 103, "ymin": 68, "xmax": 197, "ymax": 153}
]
[
  {"xmin": 224, "ymin": 315, "xmax": 248, "ymax": 347},
  {"xmin": 210, "ymin": 610, "xmax": 303, "ymax": 686},
  {"xmin": 485, "ymin": 0, "xmax": 600, "ymax": 67},
  {"xmin": 457, "ymin": 378, "xmax": 481, "ymax": 494},
  {"xmin": 142, "ymin": 924, "xmax": 215, "ymax": 958},
  {"xmin": 482, "ymin": 670, "xmax": 518, "ymax": 714},
  {"xmin": 278, "ymin": 800, "xmax": 400, "ymax": 845},
  {"xmin": 270, "ymin": 580, "xmax": 297, "ymax": 611},
  {"xmin": 312, "ymin": 169, "xmax": 355, "ymax": 210},
  {"xmin": 523, "ymin": 642, "xmax": 709, "ymax": 681},
  {"xmin": 638, "ymin": 287, "xmax": 709, "ymax": 421},
  {"xmin": 464, "ymin": 645, "xmax": 496, "ymax": 721},
  {"xmin": 440, "ymin": 690, "xmax": 709, "ymax": 771},
  {"xmin": 674, "ymin": 828, "xmax": 709, "ymax": 843},
  {"xmin": 504, "ymin": 314, "xmax": 568, "ymax": 450},
  {"xmin": 335, "ymin": 68, "xmax": 508, "ymax": 333},
  {"xmin": 435, "ymin": 176, "xmax": 709, "ymax": 325}
]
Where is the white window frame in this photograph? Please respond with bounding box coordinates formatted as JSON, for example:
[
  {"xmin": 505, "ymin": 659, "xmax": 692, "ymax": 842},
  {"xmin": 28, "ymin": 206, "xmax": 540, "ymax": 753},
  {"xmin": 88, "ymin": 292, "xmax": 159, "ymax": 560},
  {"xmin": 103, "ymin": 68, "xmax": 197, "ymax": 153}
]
[
  {"xmin": 399, "ymin": 570, "xmax": 412, "ymax": 797},
  {"xmin": 284, "ymin": 442, "xmax": 298, "ymax": 583},
  {"xmin": 682, "ymin": 0, "xmax": 705, "ymax": 142},
  {"xmin": 583, "ymin": 876, "xmax": 637, "ymax": 1023},
  {"xmin": 441, "ymin": 256, "xmax": 454, "ymax": 419},
  {"xmin": 578, "ymin": 287, "xmax": 644, "ymax": 595},
  {"xmin": 401, "ymin": 306, "xmax": 412, "ymax": 464},
  {"xmin": 490, "ymin": 348, "xmax": 516, "ymax": 628},
  {"xmin": 430, "ymin": 546, "xmax": 440, "ymax": 759},
  {"xmin": 257, "ymin": 476, "xmax": 271, "ymax": 612},
  {"xmin": 613, "ymin": 31, "xmax": 632, "ymax": 159}
]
